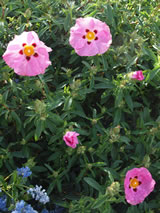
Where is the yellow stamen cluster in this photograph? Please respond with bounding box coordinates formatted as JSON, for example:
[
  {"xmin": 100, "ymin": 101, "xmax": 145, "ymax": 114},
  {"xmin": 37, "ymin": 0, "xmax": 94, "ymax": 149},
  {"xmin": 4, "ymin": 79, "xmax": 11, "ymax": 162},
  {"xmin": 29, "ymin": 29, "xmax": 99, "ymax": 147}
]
[
  {"xmin": 86, "ymin": 31, "xmax": 95, "ymax": 41},
  {"xmin": 23, "ymin": 45, "xmax": 35, "ymax": 56},
  {"xmin": 130, "ymin": 178, "xmax": 139, "ymax": 189}
]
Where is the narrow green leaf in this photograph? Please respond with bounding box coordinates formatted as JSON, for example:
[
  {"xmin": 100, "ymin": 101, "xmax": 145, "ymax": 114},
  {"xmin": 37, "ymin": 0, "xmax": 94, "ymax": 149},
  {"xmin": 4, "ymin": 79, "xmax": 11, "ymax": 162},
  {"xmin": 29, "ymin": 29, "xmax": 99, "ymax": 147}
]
[
  {"xmin": 124, "ymin": 92, "xmax": 133, "ymax": 111},
  {"xmin": 34, "ymin": 119, "xmax": 44, "ymax": 141},
  {"xmin": 92, "ymin": 195, "xmax": 107, "ymax": 209},
  {"xmin": 11, "ymin": 111, "xmax": 22, "ymax": 132},
  {"xmin": 84, "ymin": 177, "xmax": 103, "ymax": 193},
  {"xmin": 94, "ymin": 82, "xmax": 115, "ymax": 89},
  {"xmin": 63, "ymin": 96, "xmax": 72, "ymax": 111}
]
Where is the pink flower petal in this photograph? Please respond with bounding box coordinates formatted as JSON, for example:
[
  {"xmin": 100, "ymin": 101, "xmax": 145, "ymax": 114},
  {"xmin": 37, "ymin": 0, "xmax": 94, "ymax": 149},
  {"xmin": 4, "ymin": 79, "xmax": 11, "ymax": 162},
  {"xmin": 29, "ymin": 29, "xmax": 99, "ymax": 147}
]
[
  {"xmin": 124, "ymin": 167, "xmax": 156, "ymax": 205},
  {"xmin": 69, "ymin": 17, "xmax": 112, "ymax": 56},
  {"xmin": 69, "ymin": 33, "xmax": 86, "ymax": 49},
  {"xmin": 63, "ymin": 131, "xmax": 79, "ymax": 149},
  {"xmin": 8, "ymin": 44, "xmax": 21, "ymax": 51},
  {"xmin": 27, "ymin": 31, "xmax": 39, "ymax": 44},
  {"xmin": 3, "ymin": 52, "xmax": 25, "ymax": 69},
  {"xmin": 131, "ymin": 70, "xmax": 144, "ymax": 81},
  {"xmin": 76, "ymin": 42, "xmax": 99, "ymax": 56},
  {"xmin": 88, "ymin": 18, "xmax": 95, "ymax": 30},
  {"xmin": 97, "ymin": 30, "xmax": 112, "ymax": 44},
  {"xmin": 2, "ymin": 31, "xmax": 52, "ymax": 76}
]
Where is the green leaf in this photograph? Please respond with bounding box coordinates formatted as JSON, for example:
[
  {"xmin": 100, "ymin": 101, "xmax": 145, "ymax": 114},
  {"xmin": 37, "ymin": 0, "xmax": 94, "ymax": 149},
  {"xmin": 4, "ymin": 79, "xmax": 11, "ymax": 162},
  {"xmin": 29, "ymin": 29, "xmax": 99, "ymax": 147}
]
[
  {"xmin": 63, "ymin": 96, "xmax": 72, "ymax": 111},
  {"xmin": 92, "ymin": 195, "xmax": 107, "ymax": 209},
  {"xmin": 32, "ymin": 166, "xmax": 47, "ymax": 172},
  {"xmin": 47, "ymin": 182, "xmax": 55, "ymax": 195},
  {"xmin": 145, "ymin": 67, "xmax": 160, "ymax": 82},
  {"xmin": 44, "ymin": 163, "xmax": 54, "ymax": 173},
  {"xmin": 82, "ymin": 61, "xmax": 91, "ymax": 69},
  {"xmin": 34, "ymin": 119, "xmax": 45, "ymax": 141},
  {"xmin": 94, "ymin": 82, "xmax": 115, "ymax": 89},
  {"xmin": 11, "ymin": 111, "xmax": 22, "ymax": 132},
  {"xmin": 113, "ymin": 109, "xmax": 121, "ymax": 125},
  {"xmin": 115, "ymin": 90, "xmax": 123, "ymax": 107},
  {"xmin": 64, "ymin": 12, "xmax": 71, "ymax": 32},
  {"xmin": 124, "ymin": 92, "xmax": 133, "ymax": 111},
  {"xmin": 84, "ymin": 177, "xmax": 103, "ymax": 193},
  {"xmin": 126, "ymin": 56, "xmax": 138, "ymax": 69},
  {"xmin": 101, "ymin": 55, "xmax": 108, "ymax": 71}
]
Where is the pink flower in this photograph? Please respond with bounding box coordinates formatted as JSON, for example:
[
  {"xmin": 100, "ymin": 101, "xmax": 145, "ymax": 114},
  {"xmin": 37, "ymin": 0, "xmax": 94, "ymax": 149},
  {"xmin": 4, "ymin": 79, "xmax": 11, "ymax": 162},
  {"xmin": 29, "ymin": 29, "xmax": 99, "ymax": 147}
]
[
  {"xmin": 3, "ymin": 31, "xmax": 52, "ymax": 76},
  {"xmin": 124, "ymin": 167, "xmax": 156, "ymax": 205},
  {"xmin": 131, "ymin": 70, "xmax": 144, "ymax": 81},
  {"xmin": 69, "ymin": 17, "xmax": 112, "ymax": 56},
  {"xmin": 63, "ymin": 131, "xmax": 79, "ymax": 148}
]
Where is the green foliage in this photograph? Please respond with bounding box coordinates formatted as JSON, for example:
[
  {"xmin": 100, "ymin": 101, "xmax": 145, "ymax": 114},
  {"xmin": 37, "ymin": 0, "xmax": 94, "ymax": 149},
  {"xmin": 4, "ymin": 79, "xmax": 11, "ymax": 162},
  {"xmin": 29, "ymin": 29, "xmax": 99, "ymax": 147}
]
[{"xmin": 0, "ymin": 0, "xmax": 160, "ymax": 212}]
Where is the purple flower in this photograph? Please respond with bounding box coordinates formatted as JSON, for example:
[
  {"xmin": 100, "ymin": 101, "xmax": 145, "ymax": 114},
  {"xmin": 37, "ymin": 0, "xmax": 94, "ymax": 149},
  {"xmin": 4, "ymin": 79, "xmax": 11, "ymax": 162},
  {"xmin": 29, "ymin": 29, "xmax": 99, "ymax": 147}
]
[
  {"xmin": 17, "ymin": 166, "xmax": 32, "ymax": 178},
  {"xmin": 27, "ymin": 185, "xmax": 49, "ymax": 204},
  {"xmin": 12, "ymin": 200, "xmax": 37, "ymax": 213},
  {"xmin": 0, "ymin": 195, "xmax": 7, "ymax": 212}
]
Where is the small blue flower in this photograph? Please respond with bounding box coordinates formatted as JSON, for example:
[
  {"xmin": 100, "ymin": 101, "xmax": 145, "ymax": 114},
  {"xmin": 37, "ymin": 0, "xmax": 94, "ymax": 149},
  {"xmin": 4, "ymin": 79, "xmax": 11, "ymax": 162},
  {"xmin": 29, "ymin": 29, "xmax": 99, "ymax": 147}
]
[
  {"xmin": 12, "ymin": 200, "xmax": 38, "ymax": 213},
  {"xmin": 41, "ymin": 205, "xmax": 66, "ymax": 213},
  {"xmin": 41, "ymin": 209, "xmax": 49, "ymax": 213},
  {"xmin": 17, "ymin": 166, "xmax": 32, "ymax": 178},
  {"xmin": 53, "ymin": 205, "xmax": 65, "ymax": 213},
  {"xmin": 0, "ymin": 195, "xmax": 7, "ymax": 212},
  {"xmin": 27, "ymin": 185, "xmax": 49, "ymax": 204}
]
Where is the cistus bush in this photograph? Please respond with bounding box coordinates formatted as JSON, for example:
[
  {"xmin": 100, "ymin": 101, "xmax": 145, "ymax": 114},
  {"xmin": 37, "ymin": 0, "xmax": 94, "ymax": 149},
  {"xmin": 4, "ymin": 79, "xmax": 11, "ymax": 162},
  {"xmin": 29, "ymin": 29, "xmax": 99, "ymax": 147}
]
[{"xmin": 0, "ymin": 0, "xmax": 160, "ymax": 212}]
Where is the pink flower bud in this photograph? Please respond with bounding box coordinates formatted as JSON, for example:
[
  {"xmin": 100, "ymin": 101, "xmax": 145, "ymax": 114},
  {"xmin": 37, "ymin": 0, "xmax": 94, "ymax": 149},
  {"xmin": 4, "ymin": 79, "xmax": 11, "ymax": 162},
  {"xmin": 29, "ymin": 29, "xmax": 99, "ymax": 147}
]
[
  {"xmin": 131, "ymin": 70, "xmax": 144, "ymax": 81},
  {"xmin": 63, "ymin": 131, "xmax": 79, "ymax": 149}
]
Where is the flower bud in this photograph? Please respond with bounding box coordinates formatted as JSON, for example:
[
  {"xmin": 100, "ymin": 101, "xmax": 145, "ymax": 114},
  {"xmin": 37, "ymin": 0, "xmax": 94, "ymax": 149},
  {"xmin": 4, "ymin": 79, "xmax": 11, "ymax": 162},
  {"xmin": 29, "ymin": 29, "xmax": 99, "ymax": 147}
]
[
  {"xmin": 77, "ymin": 146, "xmax": 86, "ymax": 154},
  {"xmin": 106, "ymin": 182, "xmax": 120, "ymax": 196}
]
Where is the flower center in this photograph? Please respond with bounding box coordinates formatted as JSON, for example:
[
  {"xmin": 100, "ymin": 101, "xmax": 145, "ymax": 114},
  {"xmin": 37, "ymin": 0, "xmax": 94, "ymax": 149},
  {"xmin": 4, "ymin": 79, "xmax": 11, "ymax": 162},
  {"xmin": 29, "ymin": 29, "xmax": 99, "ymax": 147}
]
[
  {"xmin": 130, "ymin": 178, "xmax": 139, "ymax": 189},
  {"xmin": 23, "ymin": 45, "xmax": 34, "ymax": 56},
  {"xmin": 86, "ymin": 31, "xmax": 95, "ymax": 41}
]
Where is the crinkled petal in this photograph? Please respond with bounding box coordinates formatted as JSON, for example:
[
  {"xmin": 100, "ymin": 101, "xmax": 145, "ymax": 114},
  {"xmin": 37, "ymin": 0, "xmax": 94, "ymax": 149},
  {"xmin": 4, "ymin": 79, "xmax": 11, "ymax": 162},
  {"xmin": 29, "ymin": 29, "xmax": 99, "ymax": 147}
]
[
  {"xmin": 88, "ymin": 18, "xmax": 95, "ymax": 30},
  {"xmin": 3, "ymin": 52, "xmax": 25, "ymax": 69},
  {"xmin": 97, "ymin": 30, "xmax": 112, "ymax": 44},
  {"xmin": 7, "ymin": 44, "xmax": 21, "ymax": 51},
  {"xmin": 124, "ymin": 167, "xmax": 156, "ymax": 205},
  {"xmin": 27, "ymin": 31, "xmax": 39, "ymax": 44},
  {"xmin": 69, "ymin": 33, "xmax": 86, "ymax": 49},
  {"xmin": 63, "ymin": 131, "xmax": 79, "ymax": 148},
  {"xmin": 69, "ymin": 17, "xmax": 112, "ymax": 56},
  {"xmin": 76, "ymin": 42, "xmax": 99, "ymax": 56},
  {"xmin": 3, "ymin": 31, "xmax": 52, "ymax": 76}
]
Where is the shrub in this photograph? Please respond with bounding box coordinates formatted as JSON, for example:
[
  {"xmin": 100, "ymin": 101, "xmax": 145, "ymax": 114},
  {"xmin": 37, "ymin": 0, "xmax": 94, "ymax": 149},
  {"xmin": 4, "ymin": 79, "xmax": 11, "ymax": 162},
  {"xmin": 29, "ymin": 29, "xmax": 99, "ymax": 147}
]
[{"xmin": 0, "ymin": 0, "xmax": 160, "ymax": 212}]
